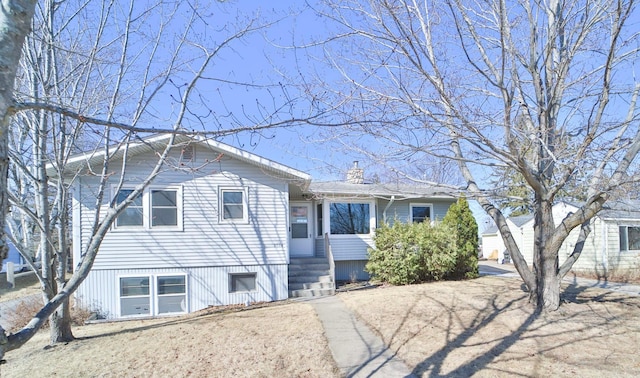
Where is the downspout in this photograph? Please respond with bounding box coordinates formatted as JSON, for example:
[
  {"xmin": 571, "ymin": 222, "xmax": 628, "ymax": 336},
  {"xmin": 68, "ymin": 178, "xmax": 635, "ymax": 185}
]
[
  {"xmin": 602, "ymin": 219, "xmax": 608, "ymax": 271},
  {"xmin": 383, "ymin": 195, "xmax": 395, "ymax": 224}
]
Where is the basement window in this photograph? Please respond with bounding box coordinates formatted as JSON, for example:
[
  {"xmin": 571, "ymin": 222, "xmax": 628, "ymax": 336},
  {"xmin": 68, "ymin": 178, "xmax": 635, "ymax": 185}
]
[
  {"xmin": 229, "ymin": 273, "xmax": 256, "ymax": 293},
  {"xmin": 119, "ymin": 276, "xmax": 151, "ymax": 316}
]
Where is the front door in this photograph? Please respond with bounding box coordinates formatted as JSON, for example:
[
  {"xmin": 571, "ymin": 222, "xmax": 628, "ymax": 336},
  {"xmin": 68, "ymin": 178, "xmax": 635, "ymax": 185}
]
[{"xmin": 289, "ymin": 202, "xmax": 314, "ymax": 257}]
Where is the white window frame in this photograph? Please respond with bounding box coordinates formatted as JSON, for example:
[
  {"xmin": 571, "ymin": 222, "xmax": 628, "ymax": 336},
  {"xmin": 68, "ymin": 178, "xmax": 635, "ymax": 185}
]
[
  {"xmin": 219, "ymin": 187, "xmax": 249, "ymax": 223},
  {"xmin": 409, "ymin": 203, "xmax": 434, "ymax": 224},
  {"xmin": 150, "ymin": 189, "xmax": 180, "ymax": 228},
  {"xmin": 619, "ymin": 225, "xmax": 640, "ymax": 252},
  {"xmin": 117, "ymin": 273, "xmax": 188, "ymax": 318},
  {"xmin": 113, "ymin": 185, "xmax": 183, "ymax": 231},
  {"xmin": 118, "ymin": 275, "xmax": 152, "ymax": 318},
  {"xmin": 155, "ymin": 274, "xmax": 188, "ymax": 315},
  {"xmin": 326, "ymin": 200, "xmax": 376, "ymax": 237}
]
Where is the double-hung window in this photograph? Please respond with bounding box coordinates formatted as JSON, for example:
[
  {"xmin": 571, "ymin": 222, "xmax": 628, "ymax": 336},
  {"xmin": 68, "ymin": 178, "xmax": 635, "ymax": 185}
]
[
  {"xmin": 120, "ymin": 276, "xmax": 151, "ymax": 316},
  {"xmin": 619, "ymin": 226, "xmax": 640, "ymax": 251},
  {"xmin": 151, "ymin": 190, "xmax": 178, "ymax": 226},
  {"xmin": 114, "ymin": 186, "xmax": 182, "ymax": 229},
  {"xmin": 157, "ymin": 275, "xmax": 186, "ymax": 314},
  {"xmin": 116, "ymin": 190, "xmax": 144, "ymax": 227},
  {"xmin": 220, "ymin": 188, "xmax": 248, "ymax": 222}
]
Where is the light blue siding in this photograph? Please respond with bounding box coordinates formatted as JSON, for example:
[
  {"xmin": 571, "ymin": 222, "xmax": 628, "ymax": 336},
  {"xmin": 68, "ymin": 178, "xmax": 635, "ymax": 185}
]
[
  {"xmin": 377, "ymin": 198, "xmax": 456, "ymax": 225},
  {"xmin": 76, "ymin": 264, "xmax": 288, "ymax": 319},
  {"xmin": 335, "ymin": 261, "xmax": 370, "ymax": 281}
]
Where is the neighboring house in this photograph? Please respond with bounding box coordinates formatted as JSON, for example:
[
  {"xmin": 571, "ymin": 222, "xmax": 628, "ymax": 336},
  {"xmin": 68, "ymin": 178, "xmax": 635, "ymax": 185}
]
[
  {"xmin": 482, "ymin": 201, "xmax": 640, "ymax": 275},
  {"xmin": 481, "ymin": 215, "xmax": 533, "ymax": 263},
  {"xmin": 1, "ymin": 229, "xmax": 24, "ymax": 273},
  {"xmin": 53, "ymin": 135, "xmax": 456, "ymax": 319}
]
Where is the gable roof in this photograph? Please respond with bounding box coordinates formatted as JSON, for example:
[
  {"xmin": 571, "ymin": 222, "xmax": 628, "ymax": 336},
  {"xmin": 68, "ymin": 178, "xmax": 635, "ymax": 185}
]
[
  {"xmin": 599, "ymin": 200, "xmax": 640, "ymax": 220},
  {"xmin": 482, "ymin": 224, "xmax": 499, "ymax": 235},
  {"xmin": 47, "ymin": 134, "xmax": 311, "ymax": 187},
  {"xmin": 308, "ymin": 181, "xmax": 457, "ymax": 199},
  {"xmin": 508, "ymin": 214, "xmax": 534, "ymax": 227},
  {"xmin": 481, "ymin": 215, "xmax": 532, "ymax": 236}
]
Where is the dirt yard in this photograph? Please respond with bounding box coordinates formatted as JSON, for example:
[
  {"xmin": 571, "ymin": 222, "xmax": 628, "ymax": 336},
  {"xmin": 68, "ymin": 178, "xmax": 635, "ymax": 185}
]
[
  {"xmin": 1, "ymin": 275, "xmax": 640, "ymax": 377},
  {"xmin": 0, "ymin": 272, "xmax": 40, "ymax": 302},
  {"xmin": 340, "ymin": 276, "xmax": 640, "ymax": 377}
]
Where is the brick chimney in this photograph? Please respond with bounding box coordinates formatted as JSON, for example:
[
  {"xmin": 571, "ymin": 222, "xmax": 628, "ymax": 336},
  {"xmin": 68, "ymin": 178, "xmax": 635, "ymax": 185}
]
[{"xmin": 346, "ymin": 161, "xmax": 364, "ymax": 184}]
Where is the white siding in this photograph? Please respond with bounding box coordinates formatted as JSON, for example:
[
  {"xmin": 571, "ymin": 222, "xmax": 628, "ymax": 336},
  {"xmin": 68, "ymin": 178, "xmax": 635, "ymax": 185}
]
[
  {"xmin": 329, "ymin": 236, "xmax": 374, "ymax": 261},
  {"xmin": 76, "ymin": 264, "xmax": 288, "ymax": 319},
  {"xmin": 481, "ymin": 233, "xmax": 505, "ymax": 260},
  {"xmin": 74, "ymin": 146, "xmax": 289, "ymax": 270},
  {"xmin": 601, "ymin": 219, "xmax": 640, "ymax": 273}
]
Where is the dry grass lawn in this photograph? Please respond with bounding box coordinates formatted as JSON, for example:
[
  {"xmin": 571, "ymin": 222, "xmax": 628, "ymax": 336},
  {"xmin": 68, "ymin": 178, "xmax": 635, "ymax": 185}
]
[
  {"xmin": 340, "ymin": 276, "xmax": 640, "ymax": 377},
  {"xmin": 0, "ymin": 272, "xmax": 40, "ymax": 302},
  {"xmin": 2, "ymin": 275, "xmax": 640, "ymax": 377},
  {"xmin": 0, "ymin": 302, "xmax": 338, "ymax": 377}
]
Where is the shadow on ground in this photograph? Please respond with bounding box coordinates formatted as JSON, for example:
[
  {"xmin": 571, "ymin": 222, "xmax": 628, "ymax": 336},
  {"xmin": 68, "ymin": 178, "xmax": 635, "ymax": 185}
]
[{"xmin": 340, "ymin": 276, "xmax": 640, "ymax": 377}]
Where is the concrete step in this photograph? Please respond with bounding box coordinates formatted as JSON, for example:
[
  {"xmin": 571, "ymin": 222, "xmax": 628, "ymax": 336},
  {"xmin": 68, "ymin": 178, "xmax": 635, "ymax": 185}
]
[
  {"xmin": 288, "ymin": 275, "xmax": 330, "ymax": 284},
  {"xmin": 290, "ymin": 257, "xmax": 327, "ymax": 264},
  {"xmin": 289, "ymin": 281, "xmax": 336, "ymax": 291},
  {"xmin": 288, "ymin": 263, "xmax": 330, "ymax": 271},
  {"xmin": 317, "ymin": 275, "xmax": 332, "ymax": 283},
  {"xmin": 288, "ymin": 269, "xmax": 330, "ymax": 278},
  {"xmin": 289, "ymin": 288, "xmax": 336, "ymax": 298}
]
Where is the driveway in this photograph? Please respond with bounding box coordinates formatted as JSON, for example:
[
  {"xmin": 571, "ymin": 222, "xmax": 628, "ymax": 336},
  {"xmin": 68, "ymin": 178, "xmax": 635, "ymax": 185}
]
[
  {"xmin": 478, "ymin": 259, "xmax": 640, "ymax": 297},
  {"xmin": 478, "ymin": 259, "xmax": 519, "ymax": 277}
]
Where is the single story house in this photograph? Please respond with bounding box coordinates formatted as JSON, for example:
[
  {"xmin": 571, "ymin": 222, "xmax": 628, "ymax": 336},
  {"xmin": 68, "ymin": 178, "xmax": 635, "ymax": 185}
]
[
  {"xmin": 482, "ymin": 201, "xmax": 640, "ymax": 275},
  {"xmin": 56, "ymin": 135, "xmax": 457, "ymax": 319},
  {"xmin": 481, "ymin": 214, "xmax": 533, "ymax": 263}
]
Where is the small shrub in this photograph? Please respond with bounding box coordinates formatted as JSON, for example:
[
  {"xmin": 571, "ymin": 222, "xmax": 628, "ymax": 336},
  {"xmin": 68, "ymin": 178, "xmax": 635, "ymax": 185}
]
[
  {"xmin": 5, "ymin": 296, "xmax": 48, "ymax": 333},
  {"xmin": 5, "ymin": 296, "xmax": 96, "ymax": 333}
]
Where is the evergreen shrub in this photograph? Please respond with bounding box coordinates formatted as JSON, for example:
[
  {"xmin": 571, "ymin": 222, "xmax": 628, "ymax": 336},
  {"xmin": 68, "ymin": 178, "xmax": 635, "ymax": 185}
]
[{"xmin": 366, "ymin": 197, "xmax": 479, "ymax": 284}]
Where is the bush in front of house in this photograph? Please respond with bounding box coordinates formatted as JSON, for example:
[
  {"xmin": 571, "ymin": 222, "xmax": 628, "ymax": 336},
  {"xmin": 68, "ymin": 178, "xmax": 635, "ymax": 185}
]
[
  {"xmin": 442, "ymin": 196, "xmax": 479, "ymax": 279},
  {"xmin": 366, "ymin": 220, "xmax": 459, "ymax": 285},
  {"xmin": 366, "ymin": 197, "xmax": 480, "ymax": 284}
]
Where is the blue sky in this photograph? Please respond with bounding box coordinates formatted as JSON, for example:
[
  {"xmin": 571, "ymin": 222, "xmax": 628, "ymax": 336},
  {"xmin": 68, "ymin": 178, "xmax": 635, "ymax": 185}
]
[{"xmin": 172, "ymin": 1, "xmax": 365, "ymax": 181}]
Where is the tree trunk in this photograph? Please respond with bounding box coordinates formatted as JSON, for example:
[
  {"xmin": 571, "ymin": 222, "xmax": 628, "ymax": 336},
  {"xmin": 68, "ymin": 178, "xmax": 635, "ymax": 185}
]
[
  {"xmin": 0, "ymin": 0, "xmax": 39, "ymax": 359},
  {"xmin": 0, "ymin": 0, "xmax": 38, "ymax": 258},
  {"xmin": 49, "ymin": 297, "xmax": 73, "ymax": 343},
  {"xmin": 532, "ymin": 198, "xmax": 562, "ymax": 311}
]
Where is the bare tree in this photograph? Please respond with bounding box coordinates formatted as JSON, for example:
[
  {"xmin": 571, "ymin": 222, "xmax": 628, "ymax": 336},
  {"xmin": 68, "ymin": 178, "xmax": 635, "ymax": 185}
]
[
  {"xmin": 309, "ymin": 0, "xmax": 640, "ymax": 311},
  {"xmin": 0, "ymin": 0, "xmax": 326, "ymax": 360}
]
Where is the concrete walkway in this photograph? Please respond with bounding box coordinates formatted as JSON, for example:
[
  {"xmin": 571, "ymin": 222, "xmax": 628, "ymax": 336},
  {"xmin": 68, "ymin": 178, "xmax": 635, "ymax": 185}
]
[{"xmin": 310, "ymin": 296, "xmax": 415, "ymax": 378}]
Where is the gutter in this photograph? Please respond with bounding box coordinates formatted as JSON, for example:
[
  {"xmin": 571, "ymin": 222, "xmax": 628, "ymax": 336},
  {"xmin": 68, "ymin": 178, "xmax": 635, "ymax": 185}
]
[{"xmin": 382, "ymin": 195, "xmax": 395, "ymax": 224}]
